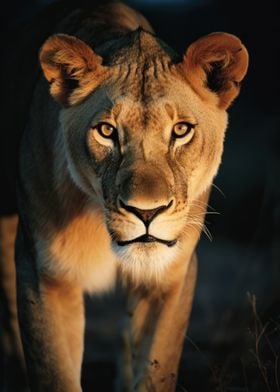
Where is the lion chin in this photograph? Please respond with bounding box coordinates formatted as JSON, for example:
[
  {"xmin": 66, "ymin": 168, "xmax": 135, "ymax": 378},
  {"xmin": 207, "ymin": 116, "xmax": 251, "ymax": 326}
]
[{"xmin": 113, "ymin": 239, "xmax": 180, "ymax": 286}]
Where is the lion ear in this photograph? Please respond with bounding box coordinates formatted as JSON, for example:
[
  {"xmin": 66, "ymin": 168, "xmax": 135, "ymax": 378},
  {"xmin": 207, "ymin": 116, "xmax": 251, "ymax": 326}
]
[
  {"xmin": 180, "ymin": 32, "xmax": 249, "ymax": 109},
  {"xmin": 39, "ymin": 34, "xmax": 106, "ymax": 106}
]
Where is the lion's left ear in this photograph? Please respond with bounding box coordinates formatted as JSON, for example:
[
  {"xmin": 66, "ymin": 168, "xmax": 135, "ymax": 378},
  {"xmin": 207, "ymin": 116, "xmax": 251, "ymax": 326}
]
[
  {"xmin": 179, "ymin": 32, "xmax": 249, "ymax": 109},
  {"xmin": 40, "ymin": 34, "xmax": 107, "ymax": 106}
]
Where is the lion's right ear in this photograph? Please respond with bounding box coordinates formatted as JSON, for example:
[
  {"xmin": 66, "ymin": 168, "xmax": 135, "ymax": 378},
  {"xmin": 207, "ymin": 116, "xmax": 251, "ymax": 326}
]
[{"xmin": 39, "ymin": 34, "xmax": 106, "ymax": 106}]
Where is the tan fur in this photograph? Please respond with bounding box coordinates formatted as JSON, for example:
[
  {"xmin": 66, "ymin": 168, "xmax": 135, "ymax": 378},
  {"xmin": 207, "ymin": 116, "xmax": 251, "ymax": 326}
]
[
  {"xmin": 0, "ymin": 2, "xmax": 248, "ymax": 391},
  {"xmin": 0, "ymin": 216, "xmax": 27, "ymax": 387},
  {"xmin": 181, "ymin": 32, "xmax": 249, "ymax": 109},
  {"xmin": 41, "ymin": 207, "xmax": 117, "ymax": 292},
  {"xmin": 40, "ymin": 34, "xmax": 109, "ymax": 106}
]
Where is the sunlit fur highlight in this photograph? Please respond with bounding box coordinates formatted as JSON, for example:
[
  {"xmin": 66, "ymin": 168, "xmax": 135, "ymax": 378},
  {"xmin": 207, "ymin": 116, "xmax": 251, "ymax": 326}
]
[{"xmin": 1, "ymin": 3, "xmax": 248, "ymax": 391}]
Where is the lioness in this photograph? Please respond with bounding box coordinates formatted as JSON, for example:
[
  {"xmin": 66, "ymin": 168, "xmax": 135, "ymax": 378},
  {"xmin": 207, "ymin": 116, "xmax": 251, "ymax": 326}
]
[{"xmin": 0, "ymin": 0, "xmax": 248, "ymax": 391}]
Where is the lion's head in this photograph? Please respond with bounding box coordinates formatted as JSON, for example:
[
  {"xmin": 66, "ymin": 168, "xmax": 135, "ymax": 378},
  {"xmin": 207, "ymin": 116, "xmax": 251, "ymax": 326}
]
[{"xmin": 40, "ymin": 29, "xmax": 248, "ymax": 282}]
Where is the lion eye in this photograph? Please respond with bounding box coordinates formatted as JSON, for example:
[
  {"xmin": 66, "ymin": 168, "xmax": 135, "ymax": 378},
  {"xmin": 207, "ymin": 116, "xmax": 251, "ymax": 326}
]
[
  {"xmin": 96, "ymin": 122, "xmax": 117, "ymax": 139},
  {"xmin": 172, "ymin": 122, "xmax": 194, "ymax": 139}
]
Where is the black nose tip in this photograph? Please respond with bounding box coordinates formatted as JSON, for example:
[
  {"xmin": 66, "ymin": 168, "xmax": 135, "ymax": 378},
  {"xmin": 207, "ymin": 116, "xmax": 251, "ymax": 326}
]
[{"xmin": 119, "ymin": 199, "xmax": 173, "ymax": 226}]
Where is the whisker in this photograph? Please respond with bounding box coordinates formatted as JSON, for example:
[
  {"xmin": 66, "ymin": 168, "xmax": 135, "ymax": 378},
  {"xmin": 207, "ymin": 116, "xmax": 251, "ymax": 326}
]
[
  {"xmin": 183, "ymin": 223, "xmax": 201, "ymax": 238},
  {"xmin": 188, "ymin": 199, "xmax": 217, "ymax": 212},
  {"xmin": 190, "ymin": 211, "xmax": 220, "ymax": 218},
  {"xmin": 184, "ymin": 218, "xmax": 213, "ymax": 242},
  {"xmin": 212, "ymin": 182, "xmax": 226, "ymax": 198},
  {"xmin": 202, "ymin": 224, "xmax": 213, "ymax": 242}
]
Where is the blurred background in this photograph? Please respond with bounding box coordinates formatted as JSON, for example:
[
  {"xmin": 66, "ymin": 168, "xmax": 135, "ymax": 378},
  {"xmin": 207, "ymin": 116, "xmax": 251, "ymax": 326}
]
[{"xmin": 2, "ymin": 0, "xmax": 279, "ymax": 391}]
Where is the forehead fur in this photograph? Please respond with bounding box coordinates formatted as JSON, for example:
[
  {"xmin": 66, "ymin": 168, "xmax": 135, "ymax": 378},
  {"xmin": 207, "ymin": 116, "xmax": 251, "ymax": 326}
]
[
  {"xmin": 101, "ymin": 29, "xmax": 182, "ymax": 104},
  {"xmin": 101, "ymin": 28, "xmax": 180, "ymax": 66}
]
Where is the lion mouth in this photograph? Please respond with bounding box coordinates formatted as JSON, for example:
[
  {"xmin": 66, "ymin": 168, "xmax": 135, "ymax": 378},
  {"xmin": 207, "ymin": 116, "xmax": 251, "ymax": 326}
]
[{"xmin": 117, "ymin": 234, "xmax": 177, "ymax": 248}]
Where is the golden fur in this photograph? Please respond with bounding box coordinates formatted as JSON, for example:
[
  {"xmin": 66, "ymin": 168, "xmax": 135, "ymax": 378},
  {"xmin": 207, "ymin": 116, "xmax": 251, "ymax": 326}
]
[{"xmin": 0, "ymin": 1, "xmax": 248, "ymax": 391}]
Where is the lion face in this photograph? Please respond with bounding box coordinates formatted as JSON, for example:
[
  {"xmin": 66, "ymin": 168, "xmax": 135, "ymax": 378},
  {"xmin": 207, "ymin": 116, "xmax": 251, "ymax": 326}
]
[
  {"xmin": 59, "ymin": 59, "xmax": 227, "ymax": 275},
  {"xmin": 40, "ymin": 30, "xmax": 248, "ymax": 280}
]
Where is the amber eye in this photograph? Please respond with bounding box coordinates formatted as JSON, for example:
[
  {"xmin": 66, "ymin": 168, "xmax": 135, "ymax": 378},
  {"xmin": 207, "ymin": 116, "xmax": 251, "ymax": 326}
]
[
  {"xmin": 96, "ymin": 122, "xmax": 117, "ymax": 139},
  {"xmin": 172, "ymin": 122, "xmax": 195, "ymax": 139}
]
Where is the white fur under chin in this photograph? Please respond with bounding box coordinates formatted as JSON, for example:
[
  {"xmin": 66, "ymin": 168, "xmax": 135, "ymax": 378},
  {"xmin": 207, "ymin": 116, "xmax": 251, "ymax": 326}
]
[{"xmin": 115, "ymin": 241, "xmax": 179, "ymax": 286}]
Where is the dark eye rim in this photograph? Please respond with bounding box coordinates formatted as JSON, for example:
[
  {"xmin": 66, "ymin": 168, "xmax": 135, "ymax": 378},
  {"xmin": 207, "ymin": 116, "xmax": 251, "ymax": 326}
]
[
  {"xmin": 93, "ymin": 122, "xmax": 118, "ymax": 140},
  {"xmin": 172, "ymin": 122, "xmax": 196, "ymax": 139}
]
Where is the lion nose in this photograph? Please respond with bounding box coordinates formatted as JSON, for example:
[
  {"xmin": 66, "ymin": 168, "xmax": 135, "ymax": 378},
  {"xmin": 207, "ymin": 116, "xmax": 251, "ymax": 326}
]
[{"xmin": 119, "ymin": 199, "xmax": 173, "ymax": 226}]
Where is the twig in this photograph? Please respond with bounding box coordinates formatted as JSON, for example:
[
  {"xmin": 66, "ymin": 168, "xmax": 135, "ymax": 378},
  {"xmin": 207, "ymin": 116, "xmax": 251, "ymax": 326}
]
[
  {"xmin": 275, "ymin": 355, "xmax": 280, "ymax": 392},
  {"xmin": 241, "ymin": 358, "xmax": 249, "ymax": 392}
]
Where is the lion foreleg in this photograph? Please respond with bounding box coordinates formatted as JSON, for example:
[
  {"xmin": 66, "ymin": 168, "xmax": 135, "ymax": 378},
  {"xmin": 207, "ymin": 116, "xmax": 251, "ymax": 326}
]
[
  {"xmin": 0, "ymin": 215, "xmax": 28, "ymax": 390},
  {"xmin": 127, "ymin": 255, "xmax": 197, "ymax": 392},
  {"xmin": 15, "ymin": 223, "xmax": 84, "ymax": 392}
]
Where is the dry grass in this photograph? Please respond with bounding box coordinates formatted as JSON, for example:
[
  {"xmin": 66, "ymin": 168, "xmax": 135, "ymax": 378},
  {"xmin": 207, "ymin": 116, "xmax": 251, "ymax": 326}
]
[{"xmin": 180, "ymin": 292, "xmax": 280, "ymax": 392}]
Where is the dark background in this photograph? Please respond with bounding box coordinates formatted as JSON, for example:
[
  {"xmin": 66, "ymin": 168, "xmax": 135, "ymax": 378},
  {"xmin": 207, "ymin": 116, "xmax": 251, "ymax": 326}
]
[{"xmin": 1, "ymin": 0, "xmax": 280, "ymax": 391}]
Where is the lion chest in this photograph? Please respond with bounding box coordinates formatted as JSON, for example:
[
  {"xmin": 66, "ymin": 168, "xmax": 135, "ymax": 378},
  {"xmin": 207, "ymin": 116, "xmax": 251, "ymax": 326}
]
[{"xmin": 46, "ymin": 210, "xmax": 117, "ymax": 293}]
